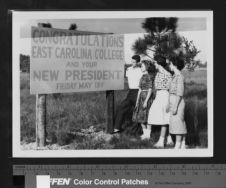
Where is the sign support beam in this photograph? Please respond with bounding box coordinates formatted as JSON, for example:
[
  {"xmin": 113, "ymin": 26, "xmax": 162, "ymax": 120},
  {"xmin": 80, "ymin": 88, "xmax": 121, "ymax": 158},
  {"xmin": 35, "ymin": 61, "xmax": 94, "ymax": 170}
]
[
  {"xmin": 106, "ymin": 90, "xmax": 114, "ymax": 133},
  {"xmin": 36, "ymin": 94, "xmax": 47, "ymax": 147}
]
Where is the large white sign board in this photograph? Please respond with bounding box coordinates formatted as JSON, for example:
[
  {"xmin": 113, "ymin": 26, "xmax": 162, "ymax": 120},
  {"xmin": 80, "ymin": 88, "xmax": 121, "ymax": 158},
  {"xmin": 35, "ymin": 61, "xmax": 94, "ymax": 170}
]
[{"xmin": 30, "ymin": 27, "xmax": 125, "ymax": 94}]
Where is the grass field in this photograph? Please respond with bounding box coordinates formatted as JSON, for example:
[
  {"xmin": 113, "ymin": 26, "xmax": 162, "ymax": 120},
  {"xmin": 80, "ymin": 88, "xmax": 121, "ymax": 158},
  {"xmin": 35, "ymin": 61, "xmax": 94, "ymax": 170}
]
[{"xmin": 20, "ymin": 68, "xmax": 208, "ymax": 149}]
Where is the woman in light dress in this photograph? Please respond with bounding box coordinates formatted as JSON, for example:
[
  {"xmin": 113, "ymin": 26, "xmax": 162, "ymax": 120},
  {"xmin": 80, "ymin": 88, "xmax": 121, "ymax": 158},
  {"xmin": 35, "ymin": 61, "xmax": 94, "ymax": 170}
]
[
  {"xmin": 168, "ymin": 58, "xmax": 187, "ymax": 149},
  {"xmin": 141, "ymin": 56, "xmax": 173, "ymax": 148}
]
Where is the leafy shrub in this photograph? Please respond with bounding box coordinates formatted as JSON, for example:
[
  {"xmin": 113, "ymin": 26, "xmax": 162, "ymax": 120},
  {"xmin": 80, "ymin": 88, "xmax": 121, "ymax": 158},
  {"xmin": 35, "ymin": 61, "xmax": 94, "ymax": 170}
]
[
  {"xmin": 56, "ymin": 130, "xmax": 74, "ymax": 146},
  {"xmin": 185, "ymin": 96, "xmax": 207, "ymax": 146}
]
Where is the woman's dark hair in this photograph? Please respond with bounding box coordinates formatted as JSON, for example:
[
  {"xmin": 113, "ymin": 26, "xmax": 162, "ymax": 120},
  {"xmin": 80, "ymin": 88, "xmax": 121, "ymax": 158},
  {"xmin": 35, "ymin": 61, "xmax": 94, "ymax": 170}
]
[
  {"xmin": 154, "ymin": 54, "xmax": 172, "ymax": 73},
  {"xmin": 132, "ymin": 55, "xmax": 141, "ymax": 63},
  {"xmin": 141, "ymin": 60, "xmax": 156, "ymax": 74},
  {"xmin": 172, "ymin": 57, "xmax": 185, "ymax": 71},
  {"xmin": 154, "ymin": 54, "xmax": 167, "ymax": 67}
]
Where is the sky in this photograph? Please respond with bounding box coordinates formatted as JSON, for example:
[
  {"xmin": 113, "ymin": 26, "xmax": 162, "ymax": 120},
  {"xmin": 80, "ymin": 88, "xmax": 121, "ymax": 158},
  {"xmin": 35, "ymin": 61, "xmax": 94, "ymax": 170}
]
[
  {"xmin": 19, "ymin": 17, "xmax": 207, "ymax": 63},
  {"xmin": 20, "ymin": 17, "xmax": 206, "ymax": 37}
]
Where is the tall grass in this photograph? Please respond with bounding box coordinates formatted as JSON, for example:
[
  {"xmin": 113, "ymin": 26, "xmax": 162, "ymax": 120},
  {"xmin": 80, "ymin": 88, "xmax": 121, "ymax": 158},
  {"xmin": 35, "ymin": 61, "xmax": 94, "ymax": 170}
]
[{"xmin": 20, "ymin": 68, "xmax": 208, "ymax": 148}]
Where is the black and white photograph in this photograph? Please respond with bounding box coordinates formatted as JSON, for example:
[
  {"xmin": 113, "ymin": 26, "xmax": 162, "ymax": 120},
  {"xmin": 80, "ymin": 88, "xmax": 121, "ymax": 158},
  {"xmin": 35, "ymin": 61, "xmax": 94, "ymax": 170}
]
[{"xmin": 12, "ymin": 11, "xmax": 213, "ymax": 157}]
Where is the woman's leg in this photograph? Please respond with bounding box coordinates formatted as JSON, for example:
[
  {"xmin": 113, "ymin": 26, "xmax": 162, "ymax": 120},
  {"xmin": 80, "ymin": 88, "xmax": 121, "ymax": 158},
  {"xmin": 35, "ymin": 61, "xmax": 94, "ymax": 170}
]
[
  {"xmin": 160, "ymin": 125, "xmax": 167, "ymax": 137},
  {"xmin": 140, "ymin": 123, "xmax": 146, "ymax": 138},
  {"xmin": 166, "ymin": 125, "xmax": 174, "ymax": 146},
  {"xmin": 140, "ymin": 124, "xmax": 151, "ymax": 140},
  {"xmin": 147, "ymin": 124, "xmax": 152, "ymax": 131},
  {"xmin": 181, "ymin": 135, "xmax": 186, "ymax": 149},
  {"xmin": 174, "ymin": 135, "xmax": 182, "ymax": 149},
  {"xmin": 154, "ymin": 125, "xmax": 167, "ymax": 147},
  {"xmin": 141, "ymin": 123, "xmax": 146, "ymax": 130},
  {"xmin": 166, "ymin": 135, "xmax": 174, "ymax": 146}
]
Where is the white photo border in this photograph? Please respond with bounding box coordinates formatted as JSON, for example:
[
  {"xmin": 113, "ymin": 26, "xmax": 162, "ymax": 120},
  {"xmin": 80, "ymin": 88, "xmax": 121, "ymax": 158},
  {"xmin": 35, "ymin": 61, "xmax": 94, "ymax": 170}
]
[{"xmin": 12, "ymin": 11, "xmax": 213, "ymax": 158}]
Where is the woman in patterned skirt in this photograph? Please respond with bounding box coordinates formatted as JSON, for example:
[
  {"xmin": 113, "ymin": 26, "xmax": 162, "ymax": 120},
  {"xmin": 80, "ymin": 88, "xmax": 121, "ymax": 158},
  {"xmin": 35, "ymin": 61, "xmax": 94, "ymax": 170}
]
[
  {"xmin": 146, "ymin": 56, "xmax": 173, "ymax": 147},
  {"xmin": 168, "ymin": 58, "xmax": 187, "ymax": 149},
  {"xmin": 132, "ymin": 60, "xmax": 156, "ymax": 137}
]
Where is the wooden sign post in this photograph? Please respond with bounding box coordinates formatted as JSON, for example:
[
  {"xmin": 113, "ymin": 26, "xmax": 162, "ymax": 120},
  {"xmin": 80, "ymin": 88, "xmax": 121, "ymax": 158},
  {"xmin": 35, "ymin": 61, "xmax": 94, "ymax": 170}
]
[
  {"xmin": 106, "ymin": 90, "xmax": 114, "ymax": 133},
  {"xmin": 36, "ymin": 94, "xmax": 46, "ymax": 147}
]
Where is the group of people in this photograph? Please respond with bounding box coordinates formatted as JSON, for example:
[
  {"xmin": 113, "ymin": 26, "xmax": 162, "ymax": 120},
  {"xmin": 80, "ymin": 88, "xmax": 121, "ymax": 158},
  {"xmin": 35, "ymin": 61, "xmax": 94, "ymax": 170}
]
[{"xmin": 113, "ymin": 54, "xmax": 187, "ymax": 149}]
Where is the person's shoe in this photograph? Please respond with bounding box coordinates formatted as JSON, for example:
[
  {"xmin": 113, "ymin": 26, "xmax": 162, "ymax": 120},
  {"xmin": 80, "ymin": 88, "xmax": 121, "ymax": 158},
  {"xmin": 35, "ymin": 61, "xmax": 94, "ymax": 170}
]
[
  {"xmin": 174, "ymin": 142, "xmax": 181, "ymax": 149},
  {"xmin": 154, "ymin": 137, "xmax": 165, "ymax": 148},
  {"xmin": 141, "ymin": 134, "xmax": 150, "ymax": 140},
  {"xmin": 140, "ymin": 129, "xmax": 151, "ymax": 140},
  {"xmin": 154, "ymin": 141, "xmax": 164, "ymax": 148},
  {"xmin": 112, "ymin": 129, "xmax": 120, "ymax": 134},
  {"xmin": 181, "ymin": 141, "xmax": 187, "ymax": 149},
  {"xmin": 140, "ymin": 129, "xmax": 146, "ymax": 139}
]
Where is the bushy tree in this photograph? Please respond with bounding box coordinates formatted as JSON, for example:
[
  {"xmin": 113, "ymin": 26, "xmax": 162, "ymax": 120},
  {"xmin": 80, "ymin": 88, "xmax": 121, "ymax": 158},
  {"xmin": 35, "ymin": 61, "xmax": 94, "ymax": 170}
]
[
  {"xmin": 69, "ymin": 23, "xmax": 77, "ymax": 30},
  {"xmin": 199, "ymin": 61, "xmax": 207, "ymax": 68},
  {"xmin": 132, "ymin": 17, "xmax": 200, "ymax": 70},
  {"xmin": 38, "ymin": 22, "xmax": 52, "ymax": 28}
]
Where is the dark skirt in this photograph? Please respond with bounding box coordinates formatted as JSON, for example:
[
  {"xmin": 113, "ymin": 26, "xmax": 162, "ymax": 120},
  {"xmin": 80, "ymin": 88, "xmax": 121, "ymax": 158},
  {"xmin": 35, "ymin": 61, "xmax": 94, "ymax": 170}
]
[{"xmin": 132, "ymin": 91, "xmax": 153, "ymax": 124}]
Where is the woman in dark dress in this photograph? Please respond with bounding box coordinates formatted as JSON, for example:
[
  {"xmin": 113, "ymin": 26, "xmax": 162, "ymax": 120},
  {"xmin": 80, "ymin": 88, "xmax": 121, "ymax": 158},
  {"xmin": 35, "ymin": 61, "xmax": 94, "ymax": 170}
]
[{"xmin": 132, "ymin": 60, "xmax": 156, "ymax": 140}]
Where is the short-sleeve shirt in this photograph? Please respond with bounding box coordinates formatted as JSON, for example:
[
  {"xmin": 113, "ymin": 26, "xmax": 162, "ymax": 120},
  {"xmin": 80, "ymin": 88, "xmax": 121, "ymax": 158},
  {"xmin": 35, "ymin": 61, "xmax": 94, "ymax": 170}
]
[
  {"xmin": 169, "ymin": 73, "xmax": 185, "ymax": 96},
  {"xmin": 139, "ymin": 73, "xmax": 154, "ymax": 90},
  {"xmin": 126, "ymin": 66, "xmax": 143, "ymax": 89},
  {"xmin": 154, "ymin": 66, "xmax": 172, "ymax": 90}
]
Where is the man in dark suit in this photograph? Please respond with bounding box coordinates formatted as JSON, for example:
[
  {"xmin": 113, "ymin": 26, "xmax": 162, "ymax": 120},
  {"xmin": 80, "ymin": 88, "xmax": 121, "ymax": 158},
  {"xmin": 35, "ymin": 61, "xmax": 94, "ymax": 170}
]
[{"xmin": 113, "ymin": 55, "xmax": 142, "ymax": 133}]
